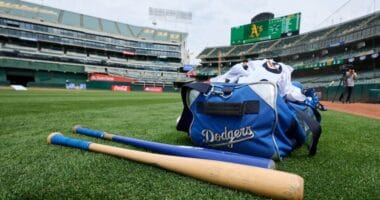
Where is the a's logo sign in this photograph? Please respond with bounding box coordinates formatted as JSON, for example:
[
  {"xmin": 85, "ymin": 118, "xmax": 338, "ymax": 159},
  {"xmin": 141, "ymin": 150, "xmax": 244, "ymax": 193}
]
[
  {"xmin": 201, "ymin": 126, "xmax": 254, "ymax": 148},
  {"xmin": 249, "ymin": 24, "xmax": 263, "ymax": 38}
]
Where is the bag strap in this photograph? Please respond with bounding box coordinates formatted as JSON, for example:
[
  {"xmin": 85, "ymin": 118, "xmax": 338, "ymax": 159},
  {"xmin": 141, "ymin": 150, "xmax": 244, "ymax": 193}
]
[
  {"xmin": 288, "ymin": 102, "xmax": 322, "ymax": 156},
  {"xmin": 176, "ymin": 82, "xmax": 211, "ymax": 133}
]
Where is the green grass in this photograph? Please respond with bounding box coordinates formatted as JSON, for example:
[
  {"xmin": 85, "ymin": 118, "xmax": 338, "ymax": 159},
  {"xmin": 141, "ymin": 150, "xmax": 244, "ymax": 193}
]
[{"xmin": 0, "ymin": 89, "xmax": 379, "ymax": 199}]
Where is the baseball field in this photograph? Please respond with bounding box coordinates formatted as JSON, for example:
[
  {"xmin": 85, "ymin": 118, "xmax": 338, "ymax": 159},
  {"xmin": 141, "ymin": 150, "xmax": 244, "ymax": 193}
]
[{"xmin": 0, "ymin": 89, "xmax": 379, "ymax": 199}]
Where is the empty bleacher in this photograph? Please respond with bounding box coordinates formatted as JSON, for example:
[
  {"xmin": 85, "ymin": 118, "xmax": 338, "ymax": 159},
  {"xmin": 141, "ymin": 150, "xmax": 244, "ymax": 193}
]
[
  {"xmin": 84, "ymin": 66, "xmax": 108, "ymax": 74},
  {"xmin": 228, "ymin": 44, "xmax": 255, "ymax": 57},
  {"xmin": 65, "ymin": 51, "xmax": 87, "ymax": 59},
  {"xmin": 270, "ymin": 35, "xmax": 302, "ymax": 49},
  {"xmin": 198, "ymin": 48, "xmax": 215, "ymax": 58},
  {"xmin": 247, "ymin": 40, "xmax": 276, "ymax": 54},
  {"xmin": 367, "ymin": 16, "xmax": 380, "ymax": 26},
  {"xmin": 207, "ymin": 46, "xmax": 235, "ymax": 58},
  {"xmin": 39, "ymin": 47, "xmax": 64, "ymax": 56},
  {"xmin": 3, "ymin": 43, "xmax": 37, "ymax": 53},
  {"xmin": 296, "ymin": 27, "xmax": 334, "ymax": 44},
  {"xmin": 326, "ymin": 16, "xmax": 373, "ymax": 38},
  {"xmin": 0, "ymin": 37, "xmax": 185, "ymax": 83},
  {"xmin": 108, "ymin": 56, "xmax": 127, "ymax": 64}
]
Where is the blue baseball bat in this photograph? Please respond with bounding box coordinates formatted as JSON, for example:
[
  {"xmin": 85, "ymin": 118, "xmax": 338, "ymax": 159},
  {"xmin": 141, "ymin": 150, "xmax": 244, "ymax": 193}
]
[
  {"xmin": 72, "ymin": 125, "xmax": 275, "ymax": 169},
  {"xmin": 47, "ymin": 132, "xmax": 303, "ymax": 199}
]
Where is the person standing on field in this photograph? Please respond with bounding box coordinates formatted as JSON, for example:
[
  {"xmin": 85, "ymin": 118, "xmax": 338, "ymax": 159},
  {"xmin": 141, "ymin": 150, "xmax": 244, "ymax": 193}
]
[{"xmin": 339, "ymin": 65, "xmax": 358, "ymax": 103}]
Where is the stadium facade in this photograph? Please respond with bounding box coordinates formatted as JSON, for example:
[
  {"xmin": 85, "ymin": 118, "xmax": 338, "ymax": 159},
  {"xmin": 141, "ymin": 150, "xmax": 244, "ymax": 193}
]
[
  {"xmin": 0, "ymin": 0, "xmax": 192, "ymax": 91},
  {"xmin": 196, "ymin": 11, "xmax": 380, "ymax": 102}
]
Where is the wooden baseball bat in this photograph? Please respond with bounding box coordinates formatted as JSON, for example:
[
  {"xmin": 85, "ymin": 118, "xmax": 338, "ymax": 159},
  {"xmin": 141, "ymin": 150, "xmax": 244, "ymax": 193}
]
[
  {"xmin": 47, "ymin": 132, "xmax": 304, "ymax": 200},
  {"xmin": 72, "ymin": 125, "xmax": 275, "ymax": 169}
]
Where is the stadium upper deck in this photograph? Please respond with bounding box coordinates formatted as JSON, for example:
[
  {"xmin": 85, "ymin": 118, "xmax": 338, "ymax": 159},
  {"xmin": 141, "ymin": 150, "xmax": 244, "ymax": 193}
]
[
  {"xmin": 0, "ymin": 0, "xmax": 191, "ymax": 88},
  {"xmin": 197, "ymin": 11, "xmax": 380, "ymax": 72},
  {"xmin": 0, "ymin": 0, "xmax": 187, "ymax": 44}
]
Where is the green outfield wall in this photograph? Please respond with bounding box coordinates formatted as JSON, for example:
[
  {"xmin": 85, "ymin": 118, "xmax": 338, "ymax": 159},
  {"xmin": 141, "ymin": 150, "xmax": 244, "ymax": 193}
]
[{"xmin": 319, "ymin": 83, "xmax": 380, "ymax": 103}]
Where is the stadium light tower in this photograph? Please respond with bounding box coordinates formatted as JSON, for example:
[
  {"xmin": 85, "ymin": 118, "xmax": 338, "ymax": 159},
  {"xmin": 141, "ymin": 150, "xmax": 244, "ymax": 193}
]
[
  {"xmin": 149, "ymin": 7, "xmax": 192, "ymax": 25},
  {"xmin": 149, "ymin": 7, "xmax": 192, "ymax": 64},
  {"xmin": 373, "ymin": 0, "xmax": 377, "ymax": 13}
]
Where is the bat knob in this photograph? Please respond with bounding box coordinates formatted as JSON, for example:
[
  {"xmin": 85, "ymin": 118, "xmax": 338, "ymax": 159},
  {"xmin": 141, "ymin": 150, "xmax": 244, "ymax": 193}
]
[
  {"xmin": 72, "ymin": 125, "xmax": 82, "ymax": 134},
  {"xmin": 47, "ymin": 132, "xmax": 62, "ymax": 144}
]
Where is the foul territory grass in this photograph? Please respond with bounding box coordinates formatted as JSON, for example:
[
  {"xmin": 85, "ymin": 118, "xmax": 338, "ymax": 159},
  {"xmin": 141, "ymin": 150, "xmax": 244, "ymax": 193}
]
[{"xmin": 0, "ymin": 89, "xmax": 378, "ymax": 199}]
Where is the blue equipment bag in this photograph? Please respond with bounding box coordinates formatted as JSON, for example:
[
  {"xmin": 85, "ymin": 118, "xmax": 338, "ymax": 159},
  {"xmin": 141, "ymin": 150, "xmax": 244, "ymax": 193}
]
[{"xmin": 176, "ymin": 82, "xmax": 322, "ymax": 160}]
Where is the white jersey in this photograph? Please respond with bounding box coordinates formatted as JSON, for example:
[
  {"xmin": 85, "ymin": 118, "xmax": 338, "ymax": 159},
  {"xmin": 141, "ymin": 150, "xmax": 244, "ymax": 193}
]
[
  {"xmin": 210, "ymin": 62, "xmax": 253, "ymax": 83},
  {"xmin": 238, "ymin": 59, "xmax": 282, "ymax": 83},
  {"xmin": 211, "ymin": 59, "xmax": 306, "ymax": 102}
]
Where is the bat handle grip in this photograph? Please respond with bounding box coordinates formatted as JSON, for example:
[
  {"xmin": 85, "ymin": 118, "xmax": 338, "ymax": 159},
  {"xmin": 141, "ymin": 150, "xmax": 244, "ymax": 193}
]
[
  {"xmin": 48, "ymin": 132, "xmax": 91, "ymax": 150},
  {"xmin": 72, "ymin": 125, "xmax": 106, "ymax": 139}
]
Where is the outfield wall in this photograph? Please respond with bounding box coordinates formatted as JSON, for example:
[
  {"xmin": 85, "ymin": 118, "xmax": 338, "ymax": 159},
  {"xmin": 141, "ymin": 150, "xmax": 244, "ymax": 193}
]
[
  {"xmin": 318, "ymin": 83, "xmax": 380, "ymax": 103},
  {"xmin": 0, "ymin": 68, "xmax": 9, "ymax": 85},
  {"xmin": 0, "ymin": 65, "xmax": 177, "ymax": 91},
  {"xmin": 28, "ymin": 71, "xmax": 88, "ymax": 88},
  {"xmin": 86, "ymin": 81, "xmax": 176, "ymax": 92}
]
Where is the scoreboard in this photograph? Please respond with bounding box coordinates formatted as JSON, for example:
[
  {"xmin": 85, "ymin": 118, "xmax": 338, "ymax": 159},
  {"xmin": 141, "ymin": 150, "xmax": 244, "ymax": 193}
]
[{"xmin": 231, "ymin": 13, "xmax": 301, "ymax": 45}]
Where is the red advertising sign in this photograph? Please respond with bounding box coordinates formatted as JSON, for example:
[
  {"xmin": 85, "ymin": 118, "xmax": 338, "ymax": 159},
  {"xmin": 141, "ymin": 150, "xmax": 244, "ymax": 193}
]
[
  {"xmin": 144, "ymin": 87, "xmax": 163, "ymax": 93},
  {"xmin": 111, "ymin": 85, "xmax": 131, "ymax": 92},
  {"xmin": 89, "ymin": 73, "xmax": 135, "ymax": 83}
]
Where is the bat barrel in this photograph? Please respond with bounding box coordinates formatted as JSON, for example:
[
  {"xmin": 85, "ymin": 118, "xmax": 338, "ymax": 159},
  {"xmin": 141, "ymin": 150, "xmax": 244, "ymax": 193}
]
[
  {"xmin": 72, "ymin": 126, "xmax": 275, "ymax": 169},
  {"xmin": 47, "ymin": 133, "xmax": 304, "ymax": 200}
]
